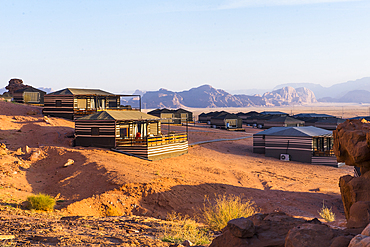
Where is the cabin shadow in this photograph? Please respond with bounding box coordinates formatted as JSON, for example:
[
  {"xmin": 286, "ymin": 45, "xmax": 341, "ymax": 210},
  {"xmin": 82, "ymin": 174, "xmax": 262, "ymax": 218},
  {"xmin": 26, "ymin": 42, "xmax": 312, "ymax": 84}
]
[
  {"xmin": 25, "ymin": 149, "xmax": 120, "ymax": 208},
  {"xmin": 138, "ymin": 183, "xmax": 344, "ymax": 221}
]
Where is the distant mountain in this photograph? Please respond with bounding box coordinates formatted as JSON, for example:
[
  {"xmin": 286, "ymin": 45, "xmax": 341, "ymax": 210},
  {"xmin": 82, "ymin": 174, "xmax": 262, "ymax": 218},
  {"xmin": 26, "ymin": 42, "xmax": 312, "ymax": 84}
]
[
  {"xmin": 38, "ymin": 87, "xmax": 53, "ymax": 93},
  {"xmin": 141, "ymin": 84, "xmax": 316, "ymax": 108},
  {"xmin": 339, "ymin": 90, "xmax": 370, "ymax": 103},
  {"xmin": 275, "ymin": 77, "xmax": 370, "ymax": 101},
  {"xmin": 0, "ymin": 88, "xmax": 5, "ymax": 94}
]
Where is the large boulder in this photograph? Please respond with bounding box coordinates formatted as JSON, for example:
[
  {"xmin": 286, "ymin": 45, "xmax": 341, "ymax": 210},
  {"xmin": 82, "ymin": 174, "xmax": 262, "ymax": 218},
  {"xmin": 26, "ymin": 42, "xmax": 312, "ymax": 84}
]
[
  {"xmin": 334, "ymin": 120, "xmax": 370, "ymax": 228},
  {"xmin": 285, "ymin": 223, "xmax": 353, "ymax": 247},
  {"xmin": 333, "ymin": 119, "xmax": 370, "ymax": 174},
  {"xmin": 209, "ymin": 212, "xmax": 357, "ymax": 247}
]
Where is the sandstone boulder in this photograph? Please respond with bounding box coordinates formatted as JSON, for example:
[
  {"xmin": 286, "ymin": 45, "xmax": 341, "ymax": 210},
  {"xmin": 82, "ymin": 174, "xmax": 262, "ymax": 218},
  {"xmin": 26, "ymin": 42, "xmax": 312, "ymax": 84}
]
[{"xmin": 333, "ymin": 120, "xmax": 370, "ymax": 174}]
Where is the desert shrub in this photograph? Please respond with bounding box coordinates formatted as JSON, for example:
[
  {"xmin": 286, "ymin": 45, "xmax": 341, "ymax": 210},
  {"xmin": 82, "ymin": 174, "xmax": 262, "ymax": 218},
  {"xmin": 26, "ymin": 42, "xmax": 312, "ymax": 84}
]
[
  {"xmin": 105, "ymin": 205, "xmax": 122, "ymax": 217},
  {"xmin": 161, "ymin": 212, "xmax": 211, "ymax": 245},
  {"xmin": 202, "ymin": 194, "xmax": 259, "ymax": 231},
  {"xmin": 318, "ymin": 202, "xmax": 335, "ymax": 222},
  {"xmin": 27, "ymin": 193, "xmax": 56, "ymax": 211}
]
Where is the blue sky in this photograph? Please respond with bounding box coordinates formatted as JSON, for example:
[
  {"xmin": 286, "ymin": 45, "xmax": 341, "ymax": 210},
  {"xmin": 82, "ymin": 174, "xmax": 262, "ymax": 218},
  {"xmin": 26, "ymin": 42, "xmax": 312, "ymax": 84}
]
[{"xmin": 1, "ymin": 0, "xmax": 369, "ymax": 94}]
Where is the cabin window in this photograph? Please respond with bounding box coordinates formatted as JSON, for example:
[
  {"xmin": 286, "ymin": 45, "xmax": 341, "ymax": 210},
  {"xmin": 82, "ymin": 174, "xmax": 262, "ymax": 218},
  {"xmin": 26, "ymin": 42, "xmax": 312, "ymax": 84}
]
[
  {"xmin": 77, "ymin": 99, "xmax": 87, "ymax": 109},
  {"xmin": 56, "ymin": 100, "xmax": 62, "ymax": 107},
  {"xmin": 313, "ymin": 137, "xmax": 334, "ymax": 156},
  {"xmin": 24, "ymin": 92, "xmax": 40, "ymax": 103},
  {"xmin": 91, "ymin": 127, "xmax": 99, "ymax": 136}
]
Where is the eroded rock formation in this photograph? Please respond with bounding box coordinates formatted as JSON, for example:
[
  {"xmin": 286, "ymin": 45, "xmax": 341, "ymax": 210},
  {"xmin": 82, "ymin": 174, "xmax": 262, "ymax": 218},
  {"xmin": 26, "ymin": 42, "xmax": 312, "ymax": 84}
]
[
  {"xmin": 333, "ymin": 119, "xmax": 370, "ymax": 228},
  {"xmin": 5, "ymin": 78, "xmax": 29, "ymax": 95}
]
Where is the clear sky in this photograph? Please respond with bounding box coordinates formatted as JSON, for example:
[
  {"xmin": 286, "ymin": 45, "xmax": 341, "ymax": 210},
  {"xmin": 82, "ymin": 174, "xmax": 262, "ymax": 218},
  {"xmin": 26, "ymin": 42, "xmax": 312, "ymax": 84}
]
[{"xmin": 1, "ymin": 0, "xmax": 369, "ymax": 94}]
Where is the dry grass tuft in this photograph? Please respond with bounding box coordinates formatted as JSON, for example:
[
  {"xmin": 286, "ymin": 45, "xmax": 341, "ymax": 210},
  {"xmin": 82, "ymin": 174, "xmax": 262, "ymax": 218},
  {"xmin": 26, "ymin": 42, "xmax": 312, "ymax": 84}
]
[
  {"xmin": 161, "ymin": 212, "xmax": 211, "ymax": 245},
  {"xmin": 202, "ymin": 194, "xmax": 259, "ymax": 231},
  {"xmin": 27, "ymin": 193, "xmax": 56, "ymax": 211},
  {"xmin": 318, "ymin": 201, "xmax": 335, "ymax": 222}
]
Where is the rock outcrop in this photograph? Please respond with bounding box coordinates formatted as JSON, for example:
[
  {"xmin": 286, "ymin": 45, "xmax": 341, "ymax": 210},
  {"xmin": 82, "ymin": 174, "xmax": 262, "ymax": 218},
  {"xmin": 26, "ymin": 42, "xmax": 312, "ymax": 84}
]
[
  {"xmin": 334, "ymin": 120, "xmax": 370, "ymax": 228},
  {"xmin": 209, "ymin": 212, "xmax": 358, "ymax": 247},
  {"xmin": 5, "ymin": 78, "xmax": 29, "ymax": 95}
]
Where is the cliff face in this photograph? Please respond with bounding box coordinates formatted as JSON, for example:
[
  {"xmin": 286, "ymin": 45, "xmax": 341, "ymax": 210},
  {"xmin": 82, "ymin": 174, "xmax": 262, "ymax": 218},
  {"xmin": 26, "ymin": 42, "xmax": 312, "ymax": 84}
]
[{"xmin": 141, "ymin": 85, "xmax": 317, "ymax": 108}]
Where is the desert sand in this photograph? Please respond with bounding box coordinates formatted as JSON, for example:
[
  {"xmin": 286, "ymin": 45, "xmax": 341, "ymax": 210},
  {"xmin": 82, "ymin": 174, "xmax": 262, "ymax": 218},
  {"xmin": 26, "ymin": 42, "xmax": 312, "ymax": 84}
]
[{"xmin": 0, "ymin": 101, "xmax": 358, "ymax": 245}]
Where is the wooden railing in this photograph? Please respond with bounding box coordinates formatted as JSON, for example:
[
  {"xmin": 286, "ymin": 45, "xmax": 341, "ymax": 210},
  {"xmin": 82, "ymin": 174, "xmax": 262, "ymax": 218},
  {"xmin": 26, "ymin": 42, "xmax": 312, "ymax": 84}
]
[
  {"xmin": 116, "ymin": 133, "xmax": 187, "ymax": 147},
  {"xmin": 313, "ymin": 150, "xmax": 335, "ymax": 157}
]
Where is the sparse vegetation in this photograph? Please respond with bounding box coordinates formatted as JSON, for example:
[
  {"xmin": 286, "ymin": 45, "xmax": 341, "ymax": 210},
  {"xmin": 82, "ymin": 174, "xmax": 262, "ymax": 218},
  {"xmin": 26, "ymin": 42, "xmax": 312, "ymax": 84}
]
[
  {"xmin": 26, "ymin": 193, "xmax": 56, "ymax": 211},
  {"xmin": 161, "ymin": 212, "xmax": 211, "ymax": 245},
  {"xmin": 105, "ymin": 205, "xmax": 122, "ymax": 217},
  {"xmin": 318, "ymin": 201, "xmax": 335, "ymax": 222},
  {"xmin": 202, "ymin": 194, "xmax": 259, "ymax": 231}
]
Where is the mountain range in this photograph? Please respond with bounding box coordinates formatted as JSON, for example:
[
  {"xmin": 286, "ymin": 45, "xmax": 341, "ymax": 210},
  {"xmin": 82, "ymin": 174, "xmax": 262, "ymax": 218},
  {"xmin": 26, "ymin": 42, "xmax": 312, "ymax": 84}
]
[
  {"xmin": 274, "ymin": 77, "xmax": 370, "ymax": 102},
  {"xmin": 138, "ymin": 85, "xmax": 317, "ymax": 108}
]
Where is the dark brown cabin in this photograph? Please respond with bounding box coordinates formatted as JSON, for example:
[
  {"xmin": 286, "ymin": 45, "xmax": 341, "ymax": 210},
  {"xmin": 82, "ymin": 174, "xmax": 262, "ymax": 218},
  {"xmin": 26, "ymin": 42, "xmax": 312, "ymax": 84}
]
[
  {"xmin": 43, "ymin": 88, "xmax": 140, "ymax": 120},
  {"xmin": 75, "ymin": 111, "xmax": 188, "ymax": 160},
  {"xmin": 13, "ymin": 87, "xmax": 46, "ymax": 105}
]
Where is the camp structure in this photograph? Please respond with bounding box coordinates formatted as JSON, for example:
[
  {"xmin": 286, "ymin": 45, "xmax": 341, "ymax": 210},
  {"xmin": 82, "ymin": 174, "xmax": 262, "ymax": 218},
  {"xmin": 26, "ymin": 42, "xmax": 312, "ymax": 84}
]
[
  {"xmin": 147, "ymin": 108, "xmax": 193, "ymax": 124},
  {"xmin": 198, "ymin": 111, "xmax": 229, "ymax": 124},
  {"xmin": 260, "ymin": 111, "xmax": 289, "ymax": 116},
  {"xmin": 253, "ymin": 126, "xmax": 337, "ymax": 166},
  {"xmin": 74, "ymin": 111, "xmax": 188, "ymax": 160},
  {"xmin": 13, "ymin": 87, "xmax": 46, "ymax": 105},
  {"xmin": 263, "ymin": 116, "xmax": 305, "ymax": 129},
  {"xmin": 210, "ymin": 112, "xmax": 243, "ymax": 129},
  {"xmin": 43, "ymin": 88, "xmax": 141, "ymax": 120}
]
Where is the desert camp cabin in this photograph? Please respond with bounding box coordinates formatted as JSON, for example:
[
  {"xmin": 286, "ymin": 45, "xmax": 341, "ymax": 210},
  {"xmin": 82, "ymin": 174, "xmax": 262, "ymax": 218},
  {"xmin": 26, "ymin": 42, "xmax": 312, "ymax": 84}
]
[
  {"xmin": 13, "ymin": 87, "xmax": 46, "ymax": 105},
  {"xmin": 147, "ymin": 108, "xmax": 193, "ymax": 124},
  {"xmin": 75, "ymin": 111, "xmax": 188, "ymax": 160},
  {"xmin": 43, "ymin": 88, "xmax": 141, "ymax": 120},
  {"xmin": 253, "ymin": 126, "xmax": 337, "ymax": 166}
]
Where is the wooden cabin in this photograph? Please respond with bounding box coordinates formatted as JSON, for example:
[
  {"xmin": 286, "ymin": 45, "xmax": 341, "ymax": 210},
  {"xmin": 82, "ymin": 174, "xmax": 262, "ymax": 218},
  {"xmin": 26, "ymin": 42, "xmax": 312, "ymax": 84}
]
[
  {"xmin": 198, "ymin": 111, "xmax": 229, "ymax": 124},
  {"xmin": 253, "ymin": 126, "xmax": 337, "ymax": 166},
  {"xmin": 13, "ymin": 87, "xmax": 46, "ymax": 105},
  {"xmin": 75, "ymin": 111, "xmax": 188, "ymax": 160},
  {"xmin": 263, "ymin": 116, "xmax": 305, "ymax": 129},
  {"xmin": 43, "ymin": 88, "xmax": 140, "ymax": 120},
  {"xmin": 147, "ymin": 108, "xmax": 193, "ymax": 124},
  {"xmin": 210, "ymin": 113, "xmax": 243, "ymax": 129}
]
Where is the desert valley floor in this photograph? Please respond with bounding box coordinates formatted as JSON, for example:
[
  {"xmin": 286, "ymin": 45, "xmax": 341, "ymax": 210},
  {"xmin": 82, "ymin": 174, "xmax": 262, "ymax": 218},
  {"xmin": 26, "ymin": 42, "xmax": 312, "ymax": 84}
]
[{"xmin": 0, "ymin": 101, "xmax": 357, "ymax": 245}]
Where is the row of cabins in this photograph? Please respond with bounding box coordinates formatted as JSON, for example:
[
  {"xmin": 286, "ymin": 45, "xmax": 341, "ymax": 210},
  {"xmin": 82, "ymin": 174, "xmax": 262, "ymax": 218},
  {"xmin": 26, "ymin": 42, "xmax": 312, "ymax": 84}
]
[
  {"xmin": 11, "ymin": 87, "xmax": 188, "ymax": 160},
  {"xmin": 236, "ymin": 111, "xmax": 344, "ymax": 131},
  {"xmin": 198, "ymin": 111, "xmax": 243, "ymax": 129},
  {"xmin": 198, "ymin": 110, "xmax": 342, "ymax": 131}
]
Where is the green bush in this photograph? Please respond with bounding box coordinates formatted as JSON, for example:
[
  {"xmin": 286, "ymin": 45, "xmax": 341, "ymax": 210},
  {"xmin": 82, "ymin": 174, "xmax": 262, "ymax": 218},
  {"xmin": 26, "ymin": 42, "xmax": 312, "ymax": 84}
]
[
  {"xmin": 202, "ymin": 194, "xmax": 259, "ymax": 231},
  {"xmin": 161, "ymin": 212, "xmax": 211, "ymax": 245},
  {"xmin": 318, "ymin": 201, "xmax": 335, "ymax": 222},
  {"xmin": 27, "ymin": 193, "xmax": 56, "ymax": 211}
]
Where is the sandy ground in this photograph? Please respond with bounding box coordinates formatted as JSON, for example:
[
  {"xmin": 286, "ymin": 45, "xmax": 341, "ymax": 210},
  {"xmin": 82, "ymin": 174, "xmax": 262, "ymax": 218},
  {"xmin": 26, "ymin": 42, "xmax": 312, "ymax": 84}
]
[{"xmin": 0, "ymin": 101, "xmax": 355, "ymax": 232}]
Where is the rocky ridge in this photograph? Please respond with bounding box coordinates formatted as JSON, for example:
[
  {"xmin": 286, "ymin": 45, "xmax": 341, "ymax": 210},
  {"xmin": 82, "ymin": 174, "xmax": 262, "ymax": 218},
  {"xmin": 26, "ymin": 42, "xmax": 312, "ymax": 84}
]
[{"xmin": 139, "ymin": 85, "xmax": 317, "ymax": 108}]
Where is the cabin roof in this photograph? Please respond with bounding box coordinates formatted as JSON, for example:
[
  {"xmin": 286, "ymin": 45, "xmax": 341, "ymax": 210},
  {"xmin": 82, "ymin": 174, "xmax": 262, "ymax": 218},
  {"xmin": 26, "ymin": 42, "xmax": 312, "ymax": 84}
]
[
  {"xmin": 48, "ymin": 88, "xmax": 115, "ymax": 96},
  {"xmin": 77, "ymin": 111, "xmax": 160, "ymax": 121},
  {"xmin": 265, "ymin": 116, "xmax": 305, "ymax": 124},
  {"xmin": 260, "ymin": 111, "xmax": 288, "ymax": 115},
  {"xmin": 14, "ymin": 86, "xmax": 46, "ymax": 93},
  {"xmin": 254, "ymin": 126, "xmax": 332, "ymax": 137},
  {"xmin": 293, "ymin": 113, "xmax": 335, "ymax": 118},
  {"xmin": 212, "ymin": 113, "xmax": 239, "ymax": 120}
]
